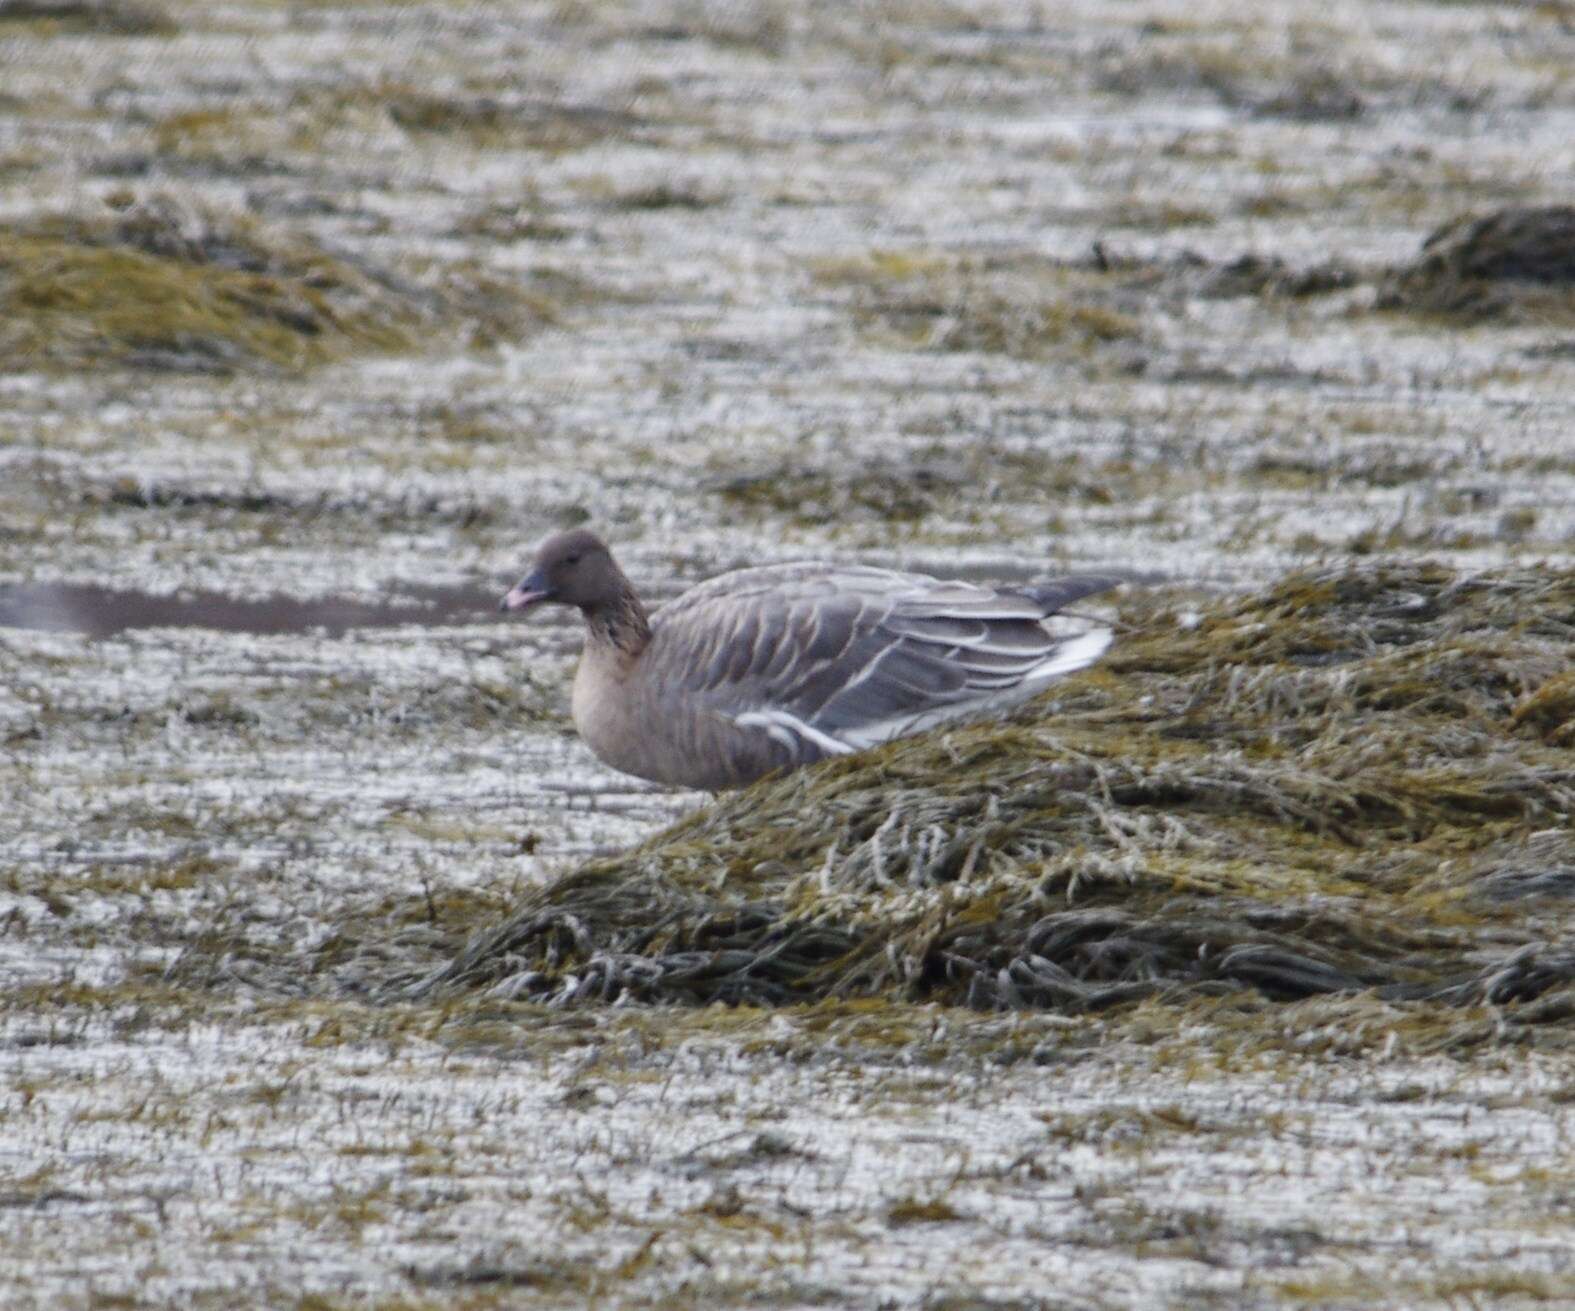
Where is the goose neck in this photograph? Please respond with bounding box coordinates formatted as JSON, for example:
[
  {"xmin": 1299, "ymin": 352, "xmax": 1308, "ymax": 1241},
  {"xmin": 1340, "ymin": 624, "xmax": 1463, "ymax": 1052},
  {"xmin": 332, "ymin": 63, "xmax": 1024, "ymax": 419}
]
[{"xmin": 584, "ymin": 583, "xmax": 651, "ymax": 657}]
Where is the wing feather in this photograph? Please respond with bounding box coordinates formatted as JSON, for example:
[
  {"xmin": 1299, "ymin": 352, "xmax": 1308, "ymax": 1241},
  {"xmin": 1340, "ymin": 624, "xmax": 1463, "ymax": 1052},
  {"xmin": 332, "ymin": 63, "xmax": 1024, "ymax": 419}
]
[{"xmin": 648, "ymin": 562, "xmax": 1118, "ymax": 761}]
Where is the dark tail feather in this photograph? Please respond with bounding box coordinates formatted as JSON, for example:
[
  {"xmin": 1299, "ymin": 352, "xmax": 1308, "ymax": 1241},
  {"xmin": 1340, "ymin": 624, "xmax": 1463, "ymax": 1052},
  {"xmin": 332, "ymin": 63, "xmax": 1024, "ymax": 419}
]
[{"xmin": 1016, "ymin": 574, "xmax": 1123, "ymax": 615}]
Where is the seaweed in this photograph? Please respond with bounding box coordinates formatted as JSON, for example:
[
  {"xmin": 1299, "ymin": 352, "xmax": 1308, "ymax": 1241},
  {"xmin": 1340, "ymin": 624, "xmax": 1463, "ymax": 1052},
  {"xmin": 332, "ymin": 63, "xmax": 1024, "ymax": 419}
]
[
  {"xmin": 0, "ymin": 0, "xmax": 175, "ymax": 36},
  {"xmin": 402, "ymin": 563, "xmax": 1575, "ymax": 1029},
  {"xmin": 812, "ymin": 249, "xmax": 1142, "ymax": 365},
  {"xmin": 0, "ymin": 193, "xmax": 556, "ymax": 372},
  {"xmin": 1378, "ymin": 205, "xmax": 1575, "ymax": 324}
]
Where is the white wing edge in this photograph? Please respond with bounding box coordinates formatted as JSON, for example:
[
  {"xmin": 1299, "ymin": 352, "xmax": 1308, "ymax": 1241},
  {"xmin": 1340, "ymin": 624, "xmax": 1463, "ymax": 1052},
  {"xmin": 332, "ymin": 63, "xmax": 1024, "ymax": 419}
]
[
  {"xmin": 732, "ymin": 709, "xmax": 858, "ymax": 758},
  {"xmin": 1021, "ymin": 626, "xmax": 1113, "ymax": 682},
  {"xmin": 837, "ymin": 625, "xmax": 1114, "ymax": 750},
  {"xmin": 729, "ymin": 626, "xmax": 1113, "ymax": 759}
]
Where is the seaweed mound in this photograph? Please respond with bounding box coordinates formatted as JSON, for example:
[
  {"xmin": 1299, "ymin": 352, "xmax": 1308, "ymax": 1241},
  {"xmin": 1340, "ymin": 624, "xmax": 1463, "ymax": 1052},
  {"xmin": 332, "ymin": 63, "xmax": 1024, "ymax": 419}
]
[
  {"xmin": 413, "ymin": 564, "xmax": 1575, "ymax": 1016},
  {"xmin": 0, "ymin": 0, "xmax": 175, "ymax": 35},
  {"xmin": 0, "ymin": 194, "xmax": 424, "ymax": 372},
  {"xmin": 0, "ymin": 192, "xmax": 550, "ymax": 373},
  {"xmin": 1379, "ymin": 205, "xmax": 1575, "ymax": 323}
]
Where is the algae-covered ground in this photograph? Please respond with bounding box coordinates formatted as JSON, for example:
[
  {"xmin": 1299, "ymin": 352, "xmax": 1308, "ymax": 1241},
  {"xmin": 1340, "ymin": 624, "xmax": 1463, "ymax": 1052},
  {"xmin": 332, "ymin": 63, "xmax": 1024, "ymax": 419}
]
[
  {"xmin": 4, "ymin": 1, "xmax": 1575, "ymax": 1308},
  {"xmin": 417, "ymin": 565, "xmax": 1575, "ymax": 1019}
]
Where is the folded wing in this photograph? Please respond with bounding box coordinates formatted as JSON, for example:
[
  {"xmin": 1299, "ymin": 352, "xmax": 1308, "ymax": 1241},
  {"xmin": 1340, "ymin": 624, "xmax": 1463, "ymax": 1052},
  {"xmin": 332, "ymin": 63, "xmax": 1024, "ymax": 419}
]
[{"xmin": 649, "ymin": 564, "xmax": 1117, "ymax": 763}]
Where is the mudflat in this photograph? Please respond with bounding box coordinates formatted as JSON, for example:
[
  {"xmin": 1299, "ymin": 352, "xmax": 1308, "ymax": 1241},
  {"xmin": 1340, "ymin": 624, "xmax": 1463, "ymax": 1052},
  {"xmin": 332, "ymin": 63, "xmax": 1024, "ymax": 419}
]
[{"xmin": 3, "ymin": 2, "xmax": 1574, "ymax": 1307}]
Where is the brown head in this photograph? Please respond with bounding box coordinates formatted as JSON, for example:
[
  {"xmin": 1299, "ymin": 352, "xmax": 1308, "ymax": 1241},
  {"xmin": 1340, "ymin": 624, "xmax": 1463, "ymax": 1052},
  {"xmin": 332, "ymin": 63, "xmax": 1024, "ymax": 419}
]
[{"xmin": 499, "ymin": 529, "xmax": 625, "ymax": 615}]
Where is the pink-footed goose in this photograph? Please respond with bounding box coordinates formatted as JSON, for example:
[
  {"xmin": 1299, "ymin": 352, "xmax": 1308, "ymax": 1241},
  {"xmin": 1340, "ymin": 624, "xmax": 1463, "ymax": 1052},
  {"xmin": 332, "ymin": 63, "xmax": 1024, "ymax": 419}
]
[{"xmin": 501, "ymin": 529, "xmax": 1119, "ymax": 791}]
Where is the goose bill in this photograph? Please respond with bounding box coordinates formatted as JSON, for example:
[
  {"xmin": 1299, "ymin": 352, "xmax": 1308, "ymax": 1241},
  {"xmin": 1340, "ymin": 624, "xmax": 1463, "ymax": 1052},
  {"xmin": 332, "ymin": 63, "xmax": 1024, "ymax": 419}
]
[{"xmin": 500, "ymin": 574, "xmax": 553, "ymax": 612}]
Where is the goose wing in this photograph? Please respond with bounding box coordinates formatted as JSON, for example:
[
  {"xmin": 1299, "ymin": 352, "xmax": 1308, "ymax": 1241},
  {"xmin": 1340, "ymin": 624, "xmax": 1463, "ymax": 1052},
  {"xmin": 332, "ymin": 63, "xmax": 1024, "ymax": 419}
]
[{"xmin": 649, "ymin": 563, "xmax": 1116, "ymax": 758}]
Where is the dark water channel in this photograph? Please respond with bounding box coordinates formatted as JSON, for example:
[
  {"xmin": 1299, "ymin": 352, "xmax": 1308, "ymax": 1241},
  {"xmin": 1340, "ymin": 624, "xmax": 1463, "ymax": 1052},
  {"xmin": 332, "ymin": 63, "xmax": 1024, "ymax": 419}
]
[{"xmin": 0, "ymin": 581, "xmax": 500, "ymax": 638}]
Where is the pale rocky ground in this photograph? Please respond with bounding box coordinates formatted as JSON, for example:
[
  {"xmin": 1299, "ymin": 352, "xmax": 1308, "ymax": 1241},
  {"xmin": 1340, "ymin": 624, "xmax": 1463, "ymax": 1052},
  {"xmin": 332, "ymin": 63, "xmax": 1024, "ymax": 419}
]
[{"xmin": 2, "ymin": 1, "xmax": 1574, "ymax": 1306}]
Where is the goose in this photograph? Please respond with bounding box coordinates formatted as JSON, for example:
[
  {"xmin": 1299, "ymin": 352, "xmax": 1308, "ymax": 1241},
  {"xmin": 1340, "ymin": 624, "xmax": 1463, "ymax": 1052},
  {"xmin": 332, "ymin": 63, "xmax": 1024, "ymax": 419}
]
[{"xmin": 501, "ymin": 529, "xmax": 1118, "ymax": 790}]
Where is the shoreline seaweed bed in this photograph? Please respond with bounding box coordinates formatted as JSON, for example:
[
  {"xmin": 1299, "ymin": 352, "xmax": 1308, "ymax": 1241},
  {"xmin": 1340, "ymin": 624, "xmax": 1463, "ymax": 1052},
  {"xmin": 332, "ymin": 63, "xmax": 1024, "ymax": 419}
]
[
  {"xmin": 390, "ymin": 563, "xmax": 1575, "ymax": 1049},
  {"xmin": 0, "ymin": 193, "xmax": 557, "ymax": 373}
]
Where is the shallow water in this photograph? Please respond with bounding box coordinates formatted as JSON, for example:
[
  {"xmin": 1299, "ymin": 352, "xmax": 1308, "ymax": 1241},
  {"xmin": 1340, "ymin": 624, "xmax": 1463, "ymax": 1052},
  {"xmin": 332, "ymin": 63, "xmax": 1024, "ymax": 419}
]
[
  {"xmin": 0, "ymin": 580, "xmax": 500, "ymax": 637},
  {"xmin": 4, "ymin": 0, "xmax": 1575, "ymax": 1306}
]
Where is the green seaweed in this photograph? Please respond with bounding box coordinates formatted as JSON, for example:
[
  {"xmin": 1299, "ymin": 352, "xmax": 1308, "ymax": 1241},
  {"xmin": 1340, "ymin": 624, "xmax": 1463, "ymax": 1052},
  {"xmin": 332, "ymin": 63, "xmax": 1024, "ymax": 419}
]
[
  {"xmin": 812, "ymin": 249, "xmax": 1142, "ymax": 363},
  {"xmin": 0, "ymin": 194, "xmax": 560, "ymax": 373}
]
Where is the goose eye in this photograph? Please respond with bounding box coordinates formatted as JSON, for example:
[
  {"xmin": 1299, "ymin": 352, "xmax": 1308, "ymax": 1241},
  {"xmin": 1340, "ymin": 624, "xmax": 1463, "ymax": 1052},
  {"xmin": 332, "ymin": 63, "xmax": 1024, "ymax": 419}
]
[{"xmin": 564, "ymin": 553, "xmax": 582, "ymax": 565}]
